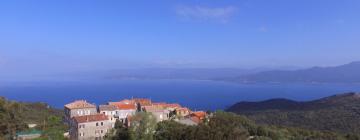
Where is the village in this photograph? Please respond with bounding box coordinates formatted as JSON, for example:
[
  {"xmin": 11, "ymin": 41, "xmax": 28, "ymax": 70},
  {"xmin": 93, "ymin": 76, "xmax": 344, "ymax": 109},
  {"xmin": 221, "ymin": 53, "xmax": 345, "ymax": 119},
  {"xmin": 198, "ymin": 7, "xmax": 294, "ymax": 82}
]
[{"xmin": 64, "ymin": 98, "xmax": 208, "ymax": 140}]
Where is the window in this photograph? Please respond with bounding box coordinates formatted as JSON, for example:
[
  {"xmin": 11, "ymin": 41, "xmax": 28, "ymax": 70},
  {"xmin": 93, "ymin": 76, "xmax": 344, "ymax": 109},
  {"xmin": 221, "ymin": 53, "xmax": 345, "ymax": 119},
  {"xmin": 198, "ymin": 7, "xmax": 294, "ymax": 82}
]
[
  {"xmin": 96, "ymin": 122, "xmax": 99, "ymax": 126},
  {"xmin": 101, "ymin": 122, "xmax": 103, "ymax": 126},
  {"xmin": 101, "ymin": 130, "xmax": 103, "ymax": 133},
  {"xmin": 79, "ymin": 132, "xmax": 85, "ymax": 137}
]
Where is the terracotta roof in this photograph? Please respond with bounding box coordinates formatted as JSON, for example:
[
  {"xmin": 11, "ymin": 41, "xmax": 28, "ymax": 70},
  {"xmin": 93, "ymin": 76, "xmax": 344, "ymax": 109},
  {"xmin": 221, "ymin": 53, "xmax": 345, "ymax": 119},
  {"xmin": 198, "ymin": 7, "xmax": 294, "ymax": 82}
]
[
  {"xmin": 165, "ymin": 103, "xmax": 181, "ymax": 108},
  {"xmin": 116, "ymin": 104, "xmax": 136, "ymax": 110},
  {"xmin": 177, "ymin": 107, "xmax": 190, "ymax": 112},
  {"xmin": 132, "ymin": 98, "xmax": 152, "ymax": 106},
  {"xmin": 151, "ymin": 102, "xmax": 182, "ymax": 109},
  {"xmin": 191, "ymin": 111, "xmax": 206, "ymax": 119},
  {"xmin": 118, "ymin": 99, "xmax": 135, "ymax": 104},
  {"xmin": 64, "ymin": 100, "xmax": 96, "ymax": 109},
  {"xmin": 152, "ymin": 102, "xmax": 167, "ymax": 106},
  {"xmin": 99, "ymin": 105, "xmax": 117, "ymax": 111},
  {"xmin": 73, "ymin": 114, "xmax": 108, "ymax": 123}
]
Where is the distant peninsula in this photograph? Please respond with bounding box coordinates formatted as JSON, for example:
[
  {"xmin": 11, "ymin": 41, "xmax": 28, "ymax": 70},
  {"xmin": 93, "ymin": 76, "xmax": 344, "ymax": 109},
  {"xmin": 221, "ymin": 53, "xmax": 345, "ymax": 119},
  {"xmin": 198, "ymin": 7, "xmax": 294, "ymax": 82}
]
[{"xmin": 222, "ymin": 61, "xmax": 360, "ymax": 84}]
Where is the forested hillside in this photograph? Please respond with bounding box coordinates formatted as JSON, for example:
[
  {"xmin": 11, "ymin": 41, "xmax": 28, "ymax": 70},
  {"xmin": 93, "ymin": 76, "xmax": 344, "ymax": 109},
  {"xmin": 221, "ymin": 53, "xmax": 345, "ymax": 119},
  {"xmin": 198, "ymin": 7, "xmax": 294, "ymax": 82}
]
[
  {"xmin": 106, "ymin": 111, "xmax": 360, "ymax": 140},
  {"xmin": 227, "ymin": 93, "xmax": 360, "ymax": 135},
  {"xmin": 0, "ymin": 97, "xmax": 66, "ymax": 139}
]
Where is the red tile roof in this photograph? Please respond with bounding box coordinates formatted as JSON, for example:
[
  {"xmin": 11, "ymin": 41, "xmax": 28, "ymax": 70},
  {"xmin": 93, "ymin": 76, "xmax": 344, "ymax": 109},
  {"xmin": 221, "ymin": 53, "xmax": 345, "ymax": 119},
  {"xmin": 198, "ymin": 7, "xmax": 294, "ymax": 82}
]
[
  {"xmin": 192, "ymin": 111, "xmax": 206, "ymax": 118},
  {"xmin": 177, "ymin": 107, "xmax": 190, "ymax": 112},
  {"xmin": 99, "ymin": 105, "xmax": 117, "ymax": 111},
  {"xmin": 116, "ymin": 104, "xmax": 136, "ymax": 110},
  {"xmin": 64, "ymin": 100, "xmax": 96, "ymax": 109},
  {"xmin": 118, "ymin": 99, "xmax": 135, "ymax": 105},
  {"xmin": 165, "ymin": 103, "xmax": 181, "ymax": 108},
  {"xmin": 132, "ymin": 98, "xmax": 152, "ymax": 106},
  {"xmin": 73, "ymin": 114, "xmax": 108, "ymax": 123},
  {"xmin": 152, "ymin": 102, "xmax": 167, "ymax": 106}
]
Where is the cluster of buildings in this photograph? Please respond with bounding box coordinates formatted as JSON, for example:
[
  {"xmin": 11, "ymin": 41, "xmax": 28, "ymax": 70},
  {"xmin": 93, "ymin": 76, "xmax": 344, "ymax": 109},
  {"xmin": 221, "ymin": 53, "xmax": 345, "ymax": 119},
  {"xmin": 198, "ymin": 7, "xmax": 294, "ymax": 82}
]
[{"xmin": 64, "ymin": 98, "xmax": 207, "ymax": 140}]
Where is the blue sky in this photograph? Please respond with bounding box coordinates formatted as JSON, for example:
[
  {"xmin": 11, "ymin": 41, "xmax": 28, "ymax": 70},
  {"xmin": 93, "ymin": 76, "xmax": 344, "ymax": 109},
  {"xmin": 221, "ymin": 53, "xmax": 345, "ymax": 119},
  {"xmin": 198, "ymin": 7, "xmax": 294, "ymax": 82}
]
[{"xmin": 0, "ymin": 0, "xmax": 360, "ymax": 75}]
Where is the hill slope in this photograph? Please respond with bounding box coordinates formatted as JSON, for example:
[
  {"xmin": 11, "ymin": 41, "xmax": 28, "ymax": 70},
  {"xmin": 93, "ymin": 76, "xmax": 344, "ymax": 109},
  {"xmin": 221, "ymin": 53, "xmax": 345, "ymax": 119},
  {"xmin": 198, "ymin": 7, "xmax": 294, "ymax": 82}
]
[
  {"xmin": 230, "ymin": 61, "xmax": 360, "ymax": 83},
  {"xmin": 0, "ymin": 97, "xmax": 63, "ymax": 138},
  {"xmin": 227, "ymin": 92, "xmax": 360, "ymax": 134}
]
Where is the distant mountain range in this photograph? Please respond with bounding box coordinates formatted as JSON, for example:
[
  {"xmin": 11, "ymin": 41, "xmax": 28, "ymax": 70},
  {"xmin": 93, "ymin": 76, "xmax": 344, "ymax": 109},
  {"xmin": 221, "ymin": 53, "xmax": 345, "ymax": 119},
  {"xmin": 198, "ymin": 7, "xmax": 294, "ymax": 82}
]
[
  {"xmin": 225, "ymin": 61, "xmax": 360, "ymax": 83},
  {"xmin": 103, "ymin": 68, "xmax": 265, "ymax": 80},
  {"xmin": 227, "ymin": 92, "xmax": 360, "ymax": 134}
]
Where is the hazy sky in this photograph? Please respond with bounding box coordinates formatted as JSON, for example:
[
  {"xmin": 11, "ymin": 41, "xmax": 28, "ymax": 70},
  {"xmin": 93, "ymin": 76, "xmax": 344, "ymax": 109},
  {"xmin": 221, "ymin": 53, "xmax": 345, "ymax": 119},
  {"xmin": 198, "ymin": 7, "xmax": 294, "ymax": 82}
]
[{"xmin": 1, "ymin": 0, "xmax": 360, "ymax": 75}]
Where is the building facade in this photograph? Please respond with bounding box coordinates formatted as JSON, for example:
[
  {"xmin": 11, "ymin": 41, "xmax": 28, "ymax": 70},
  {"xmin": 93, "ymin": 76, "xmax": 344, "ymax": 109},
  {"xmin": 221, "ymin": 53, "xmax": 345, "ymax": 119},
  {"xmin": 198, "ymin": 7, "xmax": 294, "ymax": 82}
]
[
  {"xmin": 70, "ymin": 114, "xmax": 112, "ymax": 140},
  {"xmin": 64, "ymin": 100, "xmax": 97, "ymax": 124}
]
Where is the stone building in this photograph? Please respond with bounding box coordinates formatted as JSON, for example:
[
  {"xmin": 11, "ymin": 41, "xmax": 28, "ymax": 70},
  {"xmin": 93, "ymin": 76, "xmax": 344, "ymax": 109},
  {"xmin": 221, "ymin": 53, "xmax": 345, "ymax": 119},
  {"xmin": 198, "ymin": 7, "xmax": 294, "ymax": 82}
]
[
  {"xmin": 70, "ymin": 114, "xmax": 112, "ymax": 140},
  {"xmin": 64, "ymin": 100, "xmax": 97, "ymax": 124}
]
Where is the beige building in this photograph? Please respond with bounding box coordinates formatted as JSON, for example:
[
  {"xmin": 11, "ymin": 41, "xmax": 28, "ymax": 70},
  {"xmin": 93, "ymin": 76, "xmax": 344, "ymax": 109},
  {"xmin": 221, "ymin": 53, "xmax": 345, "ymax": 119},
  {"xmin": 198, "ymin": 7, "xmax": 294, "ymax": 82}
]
[
  {"xmin": 99, "ymin": 105, "xmax": 118, "ymax": 127},
  {"xmin": 70, "ymin": 114, "xmax": 112, "ymax": 140},
  {"xmin": 143, "ymin": 105, "xmax": 170, "ymax": 122},
  {"xmin": 64, "ymin": 100, "xmax": 97, "ymax": 124}
]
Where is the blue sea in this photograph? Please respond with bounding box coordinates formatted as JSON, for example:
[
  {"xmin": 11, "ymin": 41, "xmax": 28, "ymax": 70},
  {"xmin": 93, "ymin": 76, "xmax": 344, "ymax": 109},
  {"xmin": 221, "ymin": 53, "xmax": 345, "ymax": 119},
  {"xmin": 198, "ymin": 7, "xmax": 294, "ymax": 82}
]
[{"xmin": 1, "ymin": 79, "xmax": 360, "ymax": 110}]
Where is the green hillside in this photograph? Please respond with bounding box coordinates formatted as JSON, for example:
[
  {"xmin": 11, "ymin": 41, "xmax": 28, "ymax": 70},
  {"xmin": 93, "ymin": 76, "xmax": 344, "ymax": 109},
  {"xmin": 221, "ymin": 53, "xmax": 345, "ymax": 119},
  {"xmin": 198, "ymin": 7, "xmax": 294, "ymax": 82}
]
[
  {"xmin": 0, "ymin": 97, "xmax": 66, "ymax": 139},
  {"xmin": 227, "ymin": 93, "xmax": 360, "ymax": 135}
]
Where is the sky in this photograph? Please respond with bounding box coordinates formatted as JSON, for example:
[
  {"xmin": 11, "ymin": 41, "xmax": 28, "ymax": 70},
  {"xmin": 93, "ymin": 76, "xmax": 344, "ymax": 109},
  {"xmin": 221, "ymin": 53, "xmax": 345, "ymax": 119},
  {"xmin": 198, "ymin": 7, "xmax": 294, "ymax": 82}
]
[{"xmin": 0, "ymin": 0, "xmax": 360, "ymax": 76}]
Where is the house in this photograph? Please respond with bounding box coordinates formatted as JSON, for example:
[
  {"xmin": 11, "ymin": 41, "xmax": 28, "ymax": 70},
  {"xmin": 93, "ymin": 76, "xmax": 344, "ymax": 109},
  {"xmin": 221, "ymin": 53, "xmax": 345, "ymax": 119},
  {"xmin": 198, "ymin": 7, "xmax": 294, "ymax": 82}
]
[
  {"xmin": 175, "ymin": 107, "xmax": 191, "ymax": 117},
  {"xmin": 98, "ymin": 105, "xmax": 118, "ymax": 127},
  {"xmin": 132, "ymin": 98, "xmax": 152, "ymax": 111},
  {"xmin": 114, "ymin": 103, "xmax": 137, "ymax": 123},
  {"xmin": 143, "ymin": 105, "xmax": 170, "ymax": 122},
  {"xmin": 70, "ymin": 114, "xmax": 112, "ymax": 140},
  {"xmin": 108, "ymin": 99, "xmax": 135, "ymax": 106},
  {"xmin": 189, "ymin": 111, "xmax": 207, "ymax": 124},
  {"xmin": 64, "ymin": 100, "xmax": 97, "ymax": 124},
  {"xmin": 164, "ymin": 103, "xmax": 181, "ymax": 109}
]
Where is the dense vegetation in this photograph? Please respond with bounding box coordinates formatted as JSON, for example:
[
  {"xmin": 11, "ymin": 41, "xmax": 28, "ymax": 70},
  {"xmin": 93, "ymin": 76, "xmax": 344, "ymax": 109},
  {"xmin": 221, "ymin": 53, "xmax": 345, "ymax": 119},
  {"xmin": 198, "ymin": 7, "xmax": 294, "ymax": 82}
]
[
  {"xmin": 0, "ymin": 97, "xmax": 67, "ymax": 140},
  {"xmin": 227, "ymin": 93, "xmax": 360, "ymax": 135},
  {"xmin": 106, "ymin": 111, "xmax": 360, "ymax": 140}
]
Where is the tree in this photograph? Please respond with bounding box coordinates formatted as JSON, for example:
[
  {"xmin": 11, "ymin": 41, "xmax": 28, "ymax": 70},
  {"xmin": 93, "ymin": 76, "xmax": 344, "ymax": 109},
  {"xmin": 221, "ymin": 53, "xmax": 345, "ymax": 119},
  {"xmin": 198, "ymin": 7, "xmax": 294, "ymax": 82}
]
[
  {"xmin": 129, "ymin": 112, "xmax": 157, "ymax": 140},
  {"xmin": 106, "ymin": 119, "xmax": 131, "ymax": 140}
]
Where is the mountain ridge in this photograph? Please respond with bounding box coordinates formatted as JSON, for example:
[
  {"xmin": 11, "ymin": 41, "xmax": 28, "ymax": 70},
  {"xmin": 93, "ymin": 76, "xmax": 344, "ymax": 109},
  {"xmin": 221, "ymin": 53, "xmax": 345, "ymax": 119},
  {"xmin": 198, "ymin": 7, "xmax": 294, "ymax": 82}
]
[
  {"xmin": 227, "ymin": 92, "xmax": 360, "ymax": 134},
  {"xmin": 228, "ymin": 61, "xmax": 360, "ymax": 83}
]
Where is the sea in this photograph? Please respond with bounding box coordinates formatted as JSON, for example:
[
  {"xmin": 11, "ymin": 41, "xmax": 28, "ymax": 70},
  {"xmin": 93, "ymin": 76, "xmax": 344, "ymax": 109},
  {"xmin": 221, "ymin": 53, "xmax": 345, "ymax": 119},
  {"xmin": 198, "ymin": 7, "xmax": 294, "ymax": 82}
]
[{"xmin": 1, "ymin": 79, "xmax": 360, "ymax": 111}]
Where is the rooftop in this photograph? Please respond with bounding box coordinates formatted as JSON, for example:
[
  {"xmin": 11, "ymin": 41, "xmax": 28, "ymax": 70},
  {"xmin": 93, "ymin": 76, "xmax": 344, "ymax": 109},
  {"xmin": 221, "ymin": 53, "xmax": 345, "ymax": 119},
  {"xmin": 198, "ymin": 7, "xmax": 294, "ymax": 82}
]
[
  {"xmin": 116, "ymin": 104, "xmax": 136, "ymax": 110},
  {"xmin": 143, "ymin": 105, "xmax": 168, "ymax": 112},
  {"xmin": 99, "ymin": 105, "xmax": 118, "ymax": 111},
  {"xmin": 133, "ymin": 98, "xmax": 152, "ymax": 106},
  {"xmin": 73, "ymin": 114, "xmax": 108, "ymax": 123},
  {"xmin": 64, "ymin": 100, "xmax": 96, "ymax": 109},
  {"xmin": 191, "ymin": 111, "xmax": 206, "ymax": 118}
]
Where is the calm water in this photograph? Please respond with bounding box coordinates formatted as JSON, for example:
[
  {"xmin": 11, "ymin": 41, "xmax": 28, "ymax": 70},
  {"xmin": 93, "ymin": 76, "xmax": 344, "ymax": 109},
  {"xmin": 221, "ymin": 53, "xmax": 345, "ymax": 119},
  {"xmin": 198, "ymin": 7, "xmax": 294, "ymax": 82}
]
[{"xmin": 1, "ymin": 79, "xmax": 360, "ymax": 110}]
